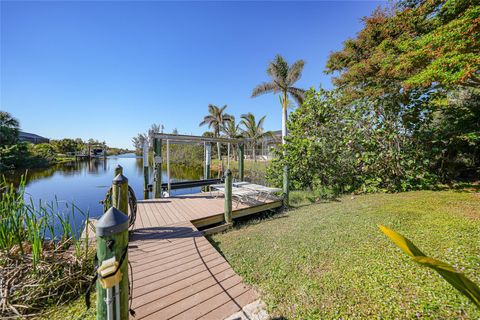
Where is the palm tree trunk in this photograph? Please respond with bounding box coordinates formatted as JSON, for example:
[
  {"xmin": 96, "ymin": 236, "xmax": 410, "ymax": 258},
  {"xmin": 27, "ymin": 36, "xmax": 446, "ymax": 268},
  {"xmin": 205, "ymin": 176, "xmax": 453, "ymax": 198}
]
[
  {"xmin": 282, "ymin": 90, "xmax": 288, "ymax": 144},
  {"xmin": 282, "ymin": 90, "xmax": 289, "ymax": 206},
  {"xmin": 217, "ymin": 142, "xmax": 221, "ymax": 160},
  {"xmin": 253, "ymin": 142, "xmax": 256, "ymax": 162}
]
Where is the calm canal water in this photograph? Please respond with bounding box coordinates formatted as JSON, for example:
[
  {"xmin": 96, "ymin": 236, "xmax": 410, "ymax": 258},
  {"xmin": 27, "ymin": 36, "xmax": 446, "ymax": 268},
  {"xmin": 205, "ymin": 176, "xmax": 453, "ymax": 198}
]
[{"xmin": 5, "ymin": 153, "xmax": 210, "ymax": 229}]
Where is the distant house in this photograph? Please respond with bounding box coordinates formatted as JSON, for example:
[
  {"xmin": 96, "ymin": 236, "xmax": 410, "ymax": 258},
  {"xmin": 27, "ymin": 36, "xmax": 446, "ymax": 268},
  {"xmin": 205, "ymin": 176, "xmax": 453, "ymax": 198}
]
[{"xmin": 18, "ymin": 131, "xmax": 49, "ymax": 144}]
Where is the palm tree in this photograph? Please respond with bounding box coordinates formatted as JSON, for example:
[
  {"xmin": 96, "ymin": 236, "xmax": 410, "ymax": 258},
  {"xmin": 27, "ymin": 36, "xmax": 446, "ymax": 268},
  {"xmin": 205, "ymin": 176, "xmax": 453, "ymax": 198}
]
[
  {"xmin": 251, "ymin": 55, "xmax": 305, "ymax": 144},
  {"xmin": 223, "ymin": 116, "xmax": 242, "ymax": 139},
  {"xmin": 223, "ymin": 116, "xmax": 243, "ymax": 161},
  {"xmin": 240, "ymin": 112, "xmax": 272, "ymax": 161},
  {"xmin": 0, "ymin": 111, "xmax": 20, "ymax": 146},
  {"xmin": 199, "ymin": 104, "xmax": 233, "ymax": 159}
]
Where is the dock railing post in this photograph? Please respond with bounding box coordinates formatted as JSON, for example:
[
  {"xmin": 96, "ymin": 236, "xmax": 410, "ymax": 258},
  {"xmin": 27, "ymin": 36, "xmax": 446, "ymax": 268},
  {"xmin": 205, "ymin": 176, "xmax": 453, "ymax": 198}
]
[
  {"xmin": 166, "ymin": 139, "xmax": 171, "ymax": 195},
  {"xmin": 96, "ymin": 172, "xmax": 130, "ymax": 320},
  {"xmin": 238, "ymin": 143, "xmax": 244, "ymax": 182},
  {"xmin": 224, "ymin": 169, "xmax": 232, "ymax": 224},
  {"xmin": 143, "ymin": 140, "xmax": 149, "ymax": 199},
  {"xmin": 153, "ymin": 138, "xmax": 162, "ymax": 198},
  {"xmin": 204, "ymin": 143, "xmax": 211, "ymax": 180},
  {"xmin": 112, "ymin": 172, "xmax": 129, "ymax": 217}
]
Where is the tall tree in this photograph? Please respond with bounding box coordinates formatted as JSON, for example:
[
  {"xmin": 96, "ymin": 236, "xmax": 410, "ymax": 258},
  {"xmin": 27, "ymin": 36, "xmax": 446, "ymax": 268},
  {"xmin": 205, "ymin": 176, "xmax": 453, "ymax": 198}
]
[
  {"xmin": 325, "ymin": 0, "xmax": 480, "ymax": 101},
  {"xmin": 251, "ymin": 55, "xmax": 305, "ymax": 144},
  {"xmin": 0, "ymin": 111, "xmax": 20, "ymax": 146},
  {"xmin": 132, "ymin": 133, "xmax": 147, "ymax": 155},
  {"xmin": 223, "ymin": 116, "xmax": 242, "ymax": 139},
  {"xmin": 148, "ymin": 123, "xmax": 163, "ymax": 141},
  {"xmin": 223, "ymin": 116, "xmax": 243, "ymax": 161},
  {"xmin": 199, "ymin": 104, "xmax": 233, "ymax": 159},
  {"xmin": 240, "ymin": 112, "xmax": 272, "ymax": 161}
]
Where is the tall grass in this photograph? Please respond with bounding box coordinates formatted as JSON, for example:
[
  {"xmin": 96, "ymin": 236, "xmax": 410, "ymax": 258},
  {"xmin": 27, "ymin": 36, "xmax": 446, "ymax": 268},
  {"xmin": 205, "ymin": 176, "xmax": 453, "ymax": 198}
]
[
  {"xmin": 0, "ymin": 174, "xmax": 94, "ymax": 317},
  {"xmin": 0, "ymin": 175, "xmax": 90, "ymax": 267}
]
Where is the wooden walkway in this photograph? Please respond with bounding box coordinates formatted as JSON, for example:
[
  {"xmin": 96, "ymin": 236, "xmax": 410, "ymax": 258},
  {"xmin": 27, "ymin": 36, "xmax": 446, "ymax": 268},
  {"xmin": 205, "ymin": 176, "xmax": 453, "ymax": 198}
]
[{"xmin": 128, "ymin": 193, "xmax": 282, "ymax": 319}]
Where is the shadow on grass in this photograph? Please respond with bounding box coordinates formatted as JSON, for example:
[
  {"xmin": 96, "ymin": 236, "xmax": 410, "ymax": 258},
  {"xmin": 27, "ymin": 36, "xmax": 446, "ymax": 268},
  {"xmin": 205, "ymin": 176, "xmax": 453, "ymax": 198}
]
[
  {"xmin": 207, "ymin": 207, "xmax": 287, "ymax": 259},
  {"xmin": 432, "ymin": 182, "xmax": 480, "ymax": 192},
  {"xmin": 289, "ymin": 191, "xmax": 341, "ymax": 208}
]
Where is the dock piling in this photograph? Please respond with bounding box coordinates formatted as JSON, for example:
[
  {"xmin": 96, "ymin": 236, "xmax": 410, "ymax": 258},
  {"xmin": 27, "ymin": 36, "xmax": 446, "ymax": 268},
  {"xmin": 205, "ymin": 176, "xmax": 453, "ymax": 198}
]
[
  {"xmin": 224, "ymin": 169, "xmax": 232, "ymax": 224},
  {"xmin": 238, "ymin": 144, "xmax": 244, "ymax": 181},
  {"xmin": 96, "ymin": 171, "xmax": 130, "ymax": 320},
  {"xmin": 114, "ymin": 165, "xmax": 123, "ymax": 177},
  {"xmin": 204, "ymin": 143, "xmax": 211, "ymax": 180},
  {"xmin": 143, "ymin": 141, "xmax": 149, "ymax": 199}
]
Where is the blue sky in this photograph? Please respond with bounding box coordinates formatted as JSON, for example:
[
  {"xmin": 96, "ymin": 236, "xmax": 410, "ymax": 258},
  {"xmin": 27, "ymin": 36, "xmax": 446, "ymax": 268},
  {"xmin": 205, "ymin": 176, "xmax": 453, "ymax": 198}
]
[{"xmin": 1, "ymin": 1, "xmax": 384, "ymax": 149}]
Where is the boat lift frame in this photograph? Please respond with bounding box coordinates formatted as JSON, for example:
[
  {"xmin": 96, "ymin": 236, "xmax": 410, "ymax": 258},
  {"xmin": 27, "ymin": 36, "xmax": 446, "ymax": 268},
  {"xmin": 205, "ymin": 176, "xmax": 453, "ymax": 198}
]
[{"xmin": 145, "ymin": 133, "xmax": 247, "ymax": 198}]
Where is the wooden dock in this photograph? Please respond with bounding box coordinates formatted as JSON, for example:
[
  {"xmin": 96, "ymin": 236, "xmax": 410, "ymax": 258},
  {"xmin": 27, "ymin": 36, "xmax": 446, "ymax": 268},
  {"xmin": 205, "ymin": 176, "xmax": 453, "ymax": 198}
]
[{"xmin": 128, "ymin": 193, "xmax": 282, "ymax": 319}]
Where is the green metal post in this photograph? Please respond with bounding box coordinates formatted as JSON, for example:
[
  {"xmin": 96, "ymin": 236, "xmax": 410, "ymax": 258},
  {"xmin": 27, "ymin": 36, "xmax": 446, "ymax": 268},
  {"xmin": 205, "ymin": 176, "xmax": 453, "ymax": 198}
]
[
  {"xmin": 224, "ymin": 169, "xmax": 232, "ymax": 223},
  {"xmin": 238, "ymin": 143, "xmax": 244, "ymax": 181},
  {"xmin": 143, "ymin": 140, "xmax": 149, "ymax": 199},
  {"xmin": 153, "ymin": 138, "xmax": 162, "ymax": 198},
  {"xmin": 204, "ymin": 143, "xmax": 211, "ymax": 180},
  {"xmin": 96, "ymin": 174, "xmax": 129, "ymax": 320}
]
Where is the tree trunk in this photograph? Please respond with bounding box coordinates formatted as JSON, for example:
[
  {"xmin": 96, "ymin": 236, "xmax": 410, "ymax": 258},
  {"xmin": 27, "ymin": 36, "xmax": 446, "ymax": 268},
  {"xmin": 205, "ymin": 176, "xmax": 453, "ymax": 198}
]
[
  {"xmin": 253, "ymin": 142, "xmax": 256, "ymax": 162},
  {"xmin": 217, "ymin": 142, "xmax": 221, "ymax": 160},
  {"xmin": 282, "ymin": 91, "xmax": 288, "ymax": 145},
  {"xmin": 282, "ymin": 90, "xmax": 289, "ymax": 206}
]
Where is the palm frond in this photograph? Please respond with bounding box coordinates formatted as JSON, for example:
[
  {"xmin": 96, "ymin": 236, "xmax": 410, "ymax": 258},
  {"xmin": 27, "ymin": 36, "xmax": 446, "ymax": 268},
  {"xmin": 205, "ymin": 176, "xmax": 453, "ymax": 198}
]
[
  {"xmin": 267, "ymin": 55, "xmax": 289, "ymax": 86},
  {"xmin": 207, "ymin": 104, "xmax": 217, "ymax": 114},
  {"xmin": 257, "ymin": 115, "xmax": 266, "ymax": 129},
  {"xmin": 251, "ymin": 82, "xmax": 277, "ymax": 98},
  {"xmin": 286, "ymin": 59, "xmax": 305, "ymax": 85},
  {"xmin": 199, "ymin": 115, "xmax": 215, "ymax": 127},
  {"xmin": 287, "ymin": 87, "xmax": 306, "ymax": 106}
]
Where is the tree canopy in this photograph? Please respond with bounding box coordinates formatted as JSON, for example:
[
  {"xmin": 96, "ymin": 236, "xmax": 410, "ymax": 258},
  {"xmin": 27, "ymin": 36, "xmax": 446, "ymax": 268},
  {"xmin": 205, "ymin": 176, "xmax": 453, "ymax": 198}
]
[{"xmin": 326, "ymin": 0, "xmax": 479, "ymax": 102}]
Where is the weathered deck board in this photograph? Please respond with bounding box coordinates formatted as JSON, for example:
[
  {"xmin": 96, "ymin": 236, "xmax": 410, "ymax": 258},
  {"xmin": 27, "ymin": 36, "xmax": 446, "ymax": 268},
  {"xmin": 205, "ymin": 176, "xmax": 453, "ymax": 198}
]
[{"xmin": 128, "ymin": 193, "xmax": 281, "ymax": 319}]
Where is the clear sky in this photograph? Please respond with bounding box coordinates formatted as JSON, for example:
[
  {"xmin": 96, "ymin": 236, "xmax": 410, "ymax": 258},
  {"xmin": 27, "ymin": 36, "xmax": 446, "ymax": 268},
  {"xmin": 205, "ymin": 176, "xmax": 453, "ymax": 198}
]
[{"xmin": 1, "ymin": 1, "xmax": 384, "ymax": 149}]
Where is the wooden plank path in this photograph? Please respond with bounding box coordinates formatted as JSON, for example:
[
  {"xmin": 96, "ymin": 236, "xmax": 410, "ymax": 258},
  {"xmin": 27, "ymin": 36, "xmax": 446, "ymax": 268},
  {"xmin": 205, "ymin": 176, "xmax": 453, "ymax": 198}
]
[{"xmin": 128, "ymin": 193, "xmax": 282, "ymax": 319}]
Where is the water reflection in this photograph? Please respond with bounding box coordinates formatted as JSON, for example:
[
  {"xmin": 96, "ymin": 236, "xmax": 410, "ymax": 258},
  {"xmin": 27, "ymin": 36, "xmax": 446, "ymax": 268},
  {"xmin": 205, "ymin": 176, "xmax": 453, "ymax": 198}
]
[{"xmin": 4, "ymin": 154, "xmax": 207, "ymax": 225}]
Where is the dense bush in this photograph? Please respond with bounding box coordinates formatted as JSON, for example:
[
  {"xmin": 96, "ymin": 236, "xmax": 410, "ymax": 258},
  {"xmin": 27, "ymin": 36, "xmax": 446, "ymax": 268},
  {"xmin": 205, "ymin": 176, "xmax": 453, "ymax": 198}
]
[{"xmin": 267, "ymin": 87, "xmax": 478, "ymax": 194}]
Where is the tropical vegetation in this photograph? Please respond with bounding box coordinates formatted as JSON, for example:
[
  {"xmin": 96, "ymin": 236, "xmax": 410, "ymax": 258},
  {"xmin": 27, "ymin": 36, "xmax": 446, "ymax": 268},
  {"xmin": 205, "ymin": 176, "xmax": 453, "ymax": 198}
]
[
  {"xmin": 199, "ymin": 104, "xmax": 234, "ymax": 159},
  {"xmin": 268, "ymin": 0, "xmax": 480, "ymax": 194},
  {"xmin": 0, "ymin": 176, "xmax": 94, "ymax": 317},
  {"xmin": 240, "ymin": 112, "xmax": 272, "ymax": 161},
  {"xmin": 251, "ymin": 55, "xmax": 305, "ymax": 144}
]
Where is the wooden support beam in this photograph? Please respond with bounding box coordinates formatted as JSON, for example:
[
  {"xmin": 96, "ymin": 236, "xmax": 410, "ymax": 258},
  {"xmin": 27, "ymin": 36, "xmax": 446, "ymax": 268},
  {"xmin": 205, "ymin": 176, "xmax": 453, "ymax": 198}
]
[{"xmin": 238, "ymin": 144, "xmax": 244, "ymax": 181}]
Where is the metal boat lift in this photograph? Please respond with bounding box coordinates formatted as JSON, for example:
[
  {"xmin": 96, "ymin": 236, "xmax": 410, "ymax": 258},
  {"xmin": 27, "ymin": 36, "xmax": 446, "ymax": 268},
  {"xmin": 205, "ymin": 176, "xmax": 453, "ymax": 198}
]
[{"xmin": 144, "ymin": 133, "xmax": 247, "ymax": 198}]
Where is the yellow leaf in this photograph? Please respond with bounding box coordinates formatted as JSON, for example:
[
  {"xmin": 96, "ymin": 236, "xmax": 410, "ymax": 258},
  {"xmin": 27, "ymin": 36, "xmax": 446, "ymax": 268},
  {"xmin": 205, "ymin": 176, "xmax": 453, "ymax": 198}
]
[{"xmin": 378, "ymin": 225, "xmax": 425, "ymax": 257}]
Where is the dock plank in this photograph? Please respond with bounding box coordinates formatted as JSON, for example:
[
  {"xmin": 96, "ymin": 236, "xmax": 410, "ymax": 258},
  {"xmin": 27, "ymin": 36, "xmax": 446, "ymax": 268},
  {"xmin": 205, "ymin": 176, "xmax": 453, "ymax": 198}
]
[{"xmin": 128, "ymin": 193, "xmax": 281, "ymax": 319}]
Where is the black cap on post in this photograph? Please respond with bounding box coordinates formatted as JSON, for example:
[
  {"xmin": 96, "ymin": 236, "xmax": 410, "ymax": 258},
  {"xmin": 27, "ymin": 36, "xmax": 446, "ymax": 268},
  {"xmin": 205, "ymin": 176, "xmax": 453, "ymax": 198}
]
[{"xmin": 96, "ymin": 207, "xmax": 129, "ymax": 237}]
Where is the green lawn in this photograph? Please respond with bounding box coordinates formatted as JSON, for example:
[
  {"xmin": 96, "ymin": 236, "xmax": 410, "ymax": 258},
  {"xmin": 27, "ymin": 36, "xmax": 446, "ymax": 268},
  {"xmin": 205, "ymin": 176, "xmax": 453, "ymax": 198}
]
[{"xmin": 210, "ymin": 190, "xmax": 480, "ymax": 319}]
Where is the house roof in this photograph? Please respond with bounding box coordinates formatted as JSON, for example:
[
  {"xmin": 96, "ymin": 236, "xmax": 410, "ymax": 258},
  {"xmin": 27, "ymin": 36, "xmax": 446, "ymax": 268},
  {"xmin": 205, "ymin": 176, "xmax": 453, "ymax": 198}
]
[{"xmin": 19, "ymin": 131, "xmax": 48, "ymax": 140}]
